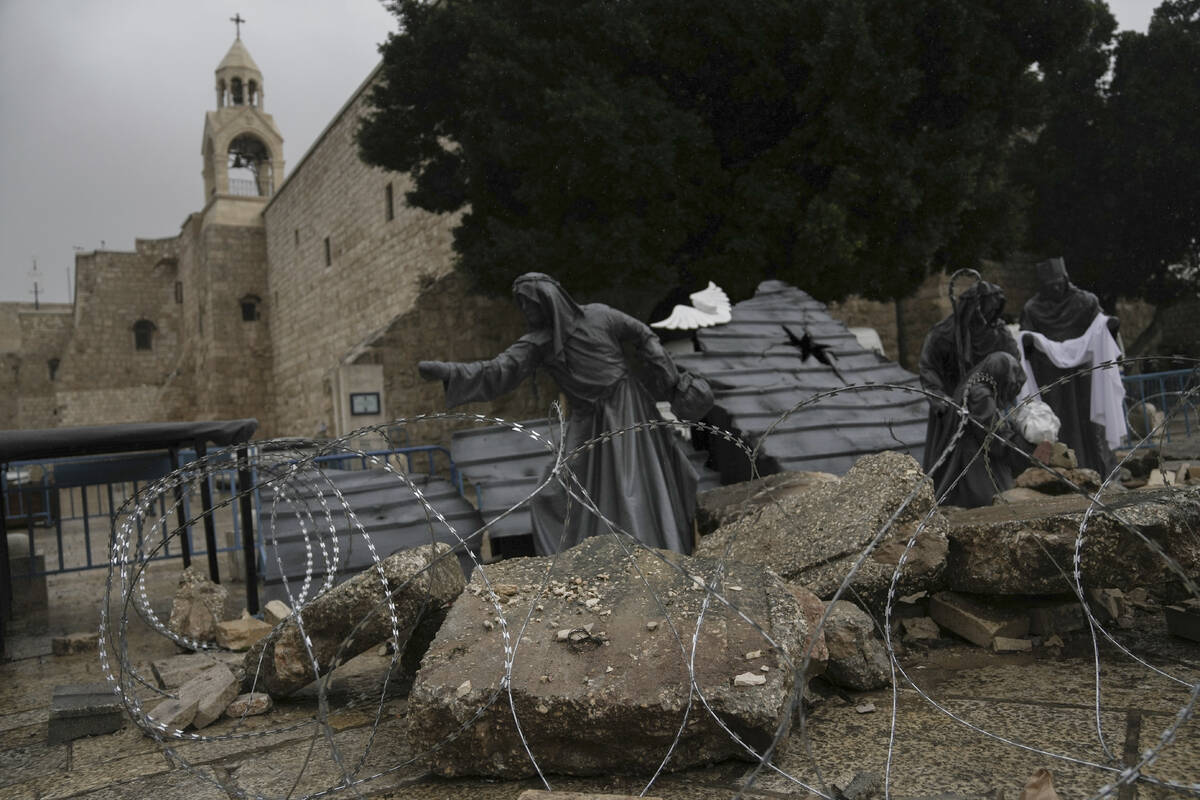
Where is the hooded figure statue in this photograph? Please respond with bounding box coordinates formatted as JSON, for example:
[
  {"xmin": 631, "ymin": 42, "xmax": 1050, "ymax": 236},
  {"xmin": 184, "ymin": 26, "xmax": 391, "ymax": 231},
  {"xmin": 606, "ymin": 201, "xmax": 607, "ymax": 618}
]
[
  {"xmin": 926, "ymin": 351, "xmax": 1030, "ymax": 508},
  {"xmin": 918, "ymin": 280, "xmax": 1020, "ymax": 476},
  {"xmin": 419, "ymin": 273, "xmax": 698, "ymax": 555},
  {"xmin": 1019, "ymin": 258, "xmax": 1117, "ymax": 474}
]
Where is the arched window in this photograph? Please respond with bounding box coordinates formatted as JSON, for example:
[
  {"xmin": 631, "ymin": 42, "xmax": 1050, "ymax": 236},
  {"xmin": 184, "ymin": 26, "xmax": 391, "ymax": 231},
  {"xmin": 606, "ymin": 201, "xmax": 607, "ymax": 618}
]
[
  {"xmin": 230, "ymin": 77, "xmax": 244, "ymax": 105},
  {"xmin": 247, "ymin": 79, "xmax": 258, "ymax": 107},
  {"xmin": 240, "ymin": 294, "xmax": 261, "ymax": 322},
  {"xmin": 48, "ymin": 358, "xmax": 59, "ymax": 381},
  {"xmin": 217, "ymin": 78, "xmax": 226, "ymax": 107},
  {"xmin": 133, "ymin": 319, "xmax": 156, "ymax": 351},
  {"xmin": 227, "ymin": 134, "xmax": 272, "ymax": 196}
]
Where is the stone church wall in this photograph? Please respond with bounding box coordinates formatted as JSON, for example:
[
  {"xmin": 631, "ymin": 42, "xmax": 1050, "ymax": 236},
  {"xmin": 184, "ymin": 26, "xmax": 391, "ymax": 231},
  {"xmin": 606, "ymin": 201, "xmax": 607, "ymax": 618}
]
[
  {"xmin": 263, "ymin": 70, "xmax": 550, "ymax": 442},
  {"xmin": 47, "ymin": 242, "xmax": 182, "ymax": 425},
  {"xmin": 0, "ymin": 303, "xmax": 73, "ymax": 430}
]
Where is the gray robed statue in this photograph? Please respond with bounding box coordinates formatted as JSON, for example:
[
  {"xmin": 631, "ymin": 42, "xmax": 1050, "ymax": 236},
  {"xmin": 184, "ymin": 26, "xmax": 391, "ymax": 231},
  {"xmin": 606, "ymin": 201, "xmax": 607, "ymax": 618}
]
[
  {"xmin": 1020, "ymin": 257, "xmax": 1119, "ymax": 474},
  {"xmin": 419, "ymin": 273, "xmax": 698, "ymax": 556}
]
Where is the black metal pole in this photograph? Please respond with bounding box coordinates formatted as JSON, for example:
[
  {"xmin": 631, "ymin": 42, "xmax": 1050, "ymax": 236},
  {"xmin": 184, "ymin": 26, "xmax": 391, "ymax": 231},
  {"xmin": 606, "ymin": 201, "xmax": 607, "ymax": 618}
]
[
  {"xmin": 168, "ymin": 448, "xmax": 191, "ymax": 568},
  {"xmin": 236, "ymin": 446, "xmax": 258, "ymax": 614},
  {"xmin": 1, "ymin": 463, "xmax": 11, "ymax": 660},
  {"xmin": 195, "ymin": 441, "xmax": 220, "ymax": 583}
]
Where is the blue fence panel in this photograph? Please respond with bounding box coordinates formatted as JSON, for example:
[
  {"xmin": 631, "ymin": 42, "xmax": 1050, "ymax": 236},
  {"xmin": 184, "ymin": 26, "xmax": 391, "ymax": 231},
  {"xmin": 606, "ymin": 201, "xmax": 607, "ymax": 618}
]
[{"xmin": 1122, "ymin": 368, "xmax": 1200, "ymax": 446}]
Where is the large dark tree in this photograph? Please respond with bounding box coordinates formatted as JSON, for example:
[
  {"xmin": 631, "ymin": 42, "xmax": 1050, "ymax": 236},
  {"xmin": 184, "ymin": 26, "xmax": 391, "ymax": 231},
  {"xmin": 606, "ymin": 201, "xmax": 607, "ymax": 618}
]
[
  {"xmin": 1020, "ymin": 0, "xmax": 1200, "ymax": 308},
  {"xmin": 360, "ymin": 0, "xmax": 1100, "ymax": 306}
]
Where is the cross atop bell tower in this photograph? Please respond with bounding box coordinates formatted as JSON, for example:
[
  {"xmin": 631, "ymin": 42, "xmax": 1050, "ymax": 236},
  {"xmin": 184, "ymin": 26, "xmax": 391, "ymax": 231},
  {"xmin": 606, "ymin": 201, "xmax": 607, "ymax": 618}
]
[{"xmin": 201, "ymin": 29, "xmax": 284, "ymax": 212}]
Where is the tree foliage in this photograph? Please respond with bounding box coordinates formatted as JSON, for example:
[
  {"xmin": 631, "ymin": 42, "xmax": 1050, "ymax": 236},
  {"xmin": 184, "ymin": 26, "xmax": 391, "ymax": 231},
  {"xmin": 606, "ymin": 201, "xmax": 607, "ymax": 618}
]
[
  {"xmin": 1019, "ymin": 0, "xmax": 1200, "ymax": 306},
  {"xmin": 360, "ymin": 0, "xmax": 1101, "ymax": 305}
]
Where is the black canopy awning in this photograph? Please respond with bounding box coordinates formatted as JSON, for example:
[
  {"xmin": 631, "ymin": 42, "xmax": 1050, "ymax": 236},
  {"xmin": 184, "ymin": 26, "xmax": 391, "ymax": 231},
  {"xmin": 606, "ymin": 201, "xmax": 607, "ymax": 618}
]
[{"xmin": 0, "ymin": 419, "xmax": 258, "ymax": 463}]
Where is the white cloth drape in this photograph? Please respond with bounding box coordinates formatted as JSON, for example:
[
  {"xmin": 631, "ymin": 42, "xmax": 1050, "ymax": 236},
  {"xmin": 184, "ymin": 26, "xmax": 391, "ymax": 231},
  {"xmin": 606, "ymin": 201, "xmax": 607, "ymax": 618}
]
[{"xmin": 1017, "ymin": 313, "xmax": 1125, "ymax": 449}]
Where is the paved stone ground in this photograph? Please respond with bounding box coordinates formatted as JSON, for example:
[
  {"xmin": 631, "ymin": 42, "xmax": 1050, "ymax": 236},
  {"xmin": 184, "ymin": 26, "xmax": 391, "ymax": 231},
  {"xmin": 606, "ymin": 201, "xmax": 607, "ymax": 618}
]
[{"xmin": 2, "ymin": 534, "xmax": 1198, "ymax": 799}]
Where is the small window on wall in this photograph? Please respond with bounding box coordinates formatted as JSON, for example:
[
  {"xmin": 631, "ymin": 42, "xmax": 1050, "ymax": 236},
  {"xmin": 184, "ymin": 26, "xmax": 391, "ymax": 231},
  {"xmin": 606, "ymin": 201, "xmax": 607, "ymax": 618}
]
[
  {"xmin": 48, "ymin": 358, "xmax": 60, "ymax": 381},
  {"xmin": 175, "ymin": 281, "xmax": 183, "ymax": 304},
  {"xmin": 240, "ymin": 294, "xmax": 261, "ymax": 322},
  {"xmin": 324, "ymin": 237, "xmax": 332, "ymax": 267},
  {"xmin": 294, "ymin": 228, "xmax": 299, "ymax": 247},
  {"xmin": 133, "ymin": 319, "xmax": 156, "ymax": 351},
  {"xmin": 385, "ymin": 183, "xmax": 395, "ymax": 221}
]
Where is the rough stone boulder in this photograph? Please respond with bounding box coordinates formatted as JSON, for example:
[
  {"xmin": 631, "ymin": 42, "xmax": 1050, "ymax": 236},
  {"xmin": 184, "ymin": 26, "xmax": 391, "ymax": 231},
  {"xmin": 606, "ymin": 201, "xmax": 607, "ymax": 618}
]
[
  {"xmin": 821, "ymin": 601, "xmax": 891, "ymax": 691},
  {"xmin": 244, "ymin": 543, "xmax": 465, "ymax": 697},
  {"xmin": 695, "ymin": 471, "xmax": 839, "ymax": 534},
  {"xmin": 168, "ymin": 566, "xmax": 228, "ymax": 643},
  {"xmin": 696, "ymin": 451, "xmax": 949, "ymax": 615},
  {"xmin": 945, "ymin": 487, "xmax": 1200, "ymax": 598},
  {"xmin": 407, "ymin": 535, "xmax": 814, "ymax": 778},
  {"xmin": 1014, "ymin": 466, "xmax": 1104, "ymax": 495}
]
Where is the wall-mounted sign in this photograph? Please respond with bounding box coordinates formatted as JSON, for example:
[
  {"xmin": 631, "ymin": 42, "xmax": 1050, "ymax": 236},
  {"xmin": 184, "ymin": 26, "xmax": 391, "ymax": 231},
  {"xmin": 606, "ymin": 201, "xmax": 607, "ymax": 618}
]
[{"xmin": 349, "ymin": 391, "xmax": 381, "ymax": 416}]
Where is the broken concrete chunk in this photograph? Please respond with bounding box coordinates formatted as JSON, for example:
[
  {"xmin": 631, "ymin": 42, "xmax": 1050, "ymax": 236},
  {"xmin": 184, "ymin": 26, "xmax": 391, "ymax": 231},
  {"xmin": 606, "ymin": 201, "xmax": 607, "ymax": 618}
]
[
  {"xmin": 929, "ymin": 592, "xmax": 1029, "ymax": 649},
  {"xmin": 945, "ymin": 487, "xmax": 1200, "ymax": 599},
  {"xmin": 822, "ymin": 601, "xmax": 891, "ymax": 691},
  {"xmin": 225, "ymin": 692, "xmax": 272, "ymax": 718},
  {"xmin": 262, "ymin": 599, "xmax": 292, "ymax": 626},
  {"xmin": 215, "ymin": 611, "xmax": 274, "ymax": 651},
  {"xmin": 243, "ymin": 543, "xmax": 465, "ymax": 698},
  {"xmin": 733, "ymin": 671, "xmax": 767, "ymax": 687},
  {"xmin": 901, "ymin": 616, "xmax": 940, "ymax": 642},
  {"xmin": 697, "ymin": 452, "xmax": 949, "ymax": 616},
  {"xmin": 408, "ymin": 535, "xmax": 810, "ymax": 777},
  {"xmin": 992, "ymin": 636, "xmax": 1033, "ymax": 653},
  {"xmin": 167, "ymin": 566, "xmax": 229, "ymax": 643},
  {"xmin": 854, "ymin": 702, "xmax": 876, "ymax": 714},
  {"xmin": 48, "ymin": 683, "xmax": 123, "ymax": 744},
  {"xmin": 151, "ymin": 651, "xmax": 244, "ymax": 690},
  {"xmin": 152, "ymin": 662, "xmax": 240, "ymax": 731}
]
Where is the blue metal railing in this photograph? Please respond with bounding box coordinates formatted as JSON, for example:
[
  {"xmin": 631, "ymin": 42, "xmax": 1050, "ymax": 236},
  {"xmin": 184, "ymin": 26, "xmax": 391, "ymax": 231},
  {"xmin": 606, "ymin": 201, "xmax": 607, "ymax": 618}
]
[
  {"xmin": 3, "ymin": 443, "xmax": 462, "ymax": 578},
  {"xmin": 1122, "ymin": 367, "xmax": 1200, "ymax": 446}
]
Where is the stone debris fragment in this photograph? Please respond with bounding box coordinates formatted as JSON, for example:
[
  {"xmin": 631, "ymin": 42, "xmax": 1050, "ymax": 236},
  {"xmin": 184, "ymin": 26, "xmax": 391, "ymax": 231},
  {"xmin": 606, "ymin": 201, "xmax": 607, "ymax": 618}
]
[
  {"xmin": 855, "ymin": 702, "xmax": 876, "ymax": 714},
  {"xmin": 456, "ymin": 680, "xmax": 472, "ymax": 699},
  {"xmin": 823, "ymin": 601, "xmax": 891, "ymax": 690},
  {"xmin": 929, "ymin": 592, "xmax": 1029, "ymax": 649},
  {"xmin": 215, "ymin": 610, "xmax": 273, "ymax": 651},
  {"xmin": 1043, "ymin": 635, "xmax": 1064, "ymax": 648},
  {"xmin": 557, "ymin": 629, "xmax": 571, "ymax": 642},
  {"xmin": 993, "ymin": 636, "xmax": 1033, "ymax": 653},
  {"xmin": 52, "ymin": 632, "xmax": 100, "ymax": 656},
  {"xmin": 496, "ymin": 584, "xmax": 520, "ymax": 596},
  {"xmin": 167, "ymin": 566, "xmax": 229, "ymax": 643},
  {"xmin": 48, "ymin": 683, "xmax": 123, "ymax": 744},
  {"xmin": 745, "ymin": 649, "xmax": 763, "ymax": 660},
  {"xmin": 225, "ymin": 692, "xmax": 272, "ymax": 718},
  {"xmin": 151, "ymin": 652, "xmax": 244, "ymax": 690},
  {"xmin": 150, "ymin": 663, "xmax": 239, "ymax": 731},
  {"xmin": 243, "ymin": 543, "xmax": 465, "ymax": 698},
  {"xmin": 901, "ymin": 616, "xmax": 940, "ymax": 642},
  {"xmin": 646, "ymin": 621, "xmax": 658, "ymax": 631},
  {"xmin": 483, "ymin": 620, "xmax": 494, "ymax": 631},
  {"xmin": 262, "ymin": 599, "xmax": 292, "ymax": 626},
  {"xmin": 733, "ymin": 671, "xmax": 767, "ymax": 687}
]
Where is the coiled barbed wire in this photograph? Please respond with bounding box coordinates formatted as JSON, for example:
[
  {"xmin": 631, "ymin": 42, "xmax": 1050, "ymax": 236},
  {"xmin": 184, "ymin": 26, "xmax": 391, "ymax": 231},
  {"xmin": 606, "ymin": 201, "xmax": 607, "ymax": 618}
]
[{"xmin": 94, "ymin": 362, "xmax": 1200, "ymax": 800}]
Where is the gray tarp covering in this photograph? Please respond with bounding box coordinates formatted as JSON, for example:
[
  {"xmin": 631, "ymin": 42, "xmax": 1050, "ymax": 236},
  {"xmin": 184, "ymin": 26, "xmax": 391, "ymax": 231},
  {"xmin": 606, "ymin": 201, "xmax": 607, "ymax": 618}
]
[
  {"xmin": 675, "ymin": 281, "xmax": 928, "ymax": 481},
  {"xmin": 258, "ymin": 468, "xmax": 482, "ymax": 601},
  {"xmin": 433, "ymin": 276, "xmax": 697, "ymax": 555},
  {"xmin": 0, "ymin": 419, "xmax": 258, "ymax": 463}
]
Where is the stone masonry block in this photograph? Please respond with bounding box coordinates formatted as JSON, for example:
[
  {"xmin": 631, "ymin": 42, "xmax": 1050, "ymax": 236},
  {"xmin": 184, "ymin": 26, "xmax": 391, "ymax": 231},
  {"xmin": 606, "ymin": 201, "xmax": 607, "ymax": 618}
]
[
  {"xmin": 49, "ymin": 683, "xmax": 123, "ymax": 744},
  {"xmin": 929, "ymin": 591, "xmax": 1029, "ymax": 648}
]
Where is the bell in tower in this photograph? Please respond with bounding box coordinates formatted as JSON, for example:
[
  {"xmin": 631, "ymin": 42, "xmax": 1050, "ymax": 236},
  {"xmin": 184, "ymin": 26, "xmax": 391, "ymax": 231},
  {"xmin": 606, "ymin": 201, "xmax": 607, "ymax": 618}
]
[{"xmin": 201, "ymin": 17, "xmax": 284, "ymax": 205}]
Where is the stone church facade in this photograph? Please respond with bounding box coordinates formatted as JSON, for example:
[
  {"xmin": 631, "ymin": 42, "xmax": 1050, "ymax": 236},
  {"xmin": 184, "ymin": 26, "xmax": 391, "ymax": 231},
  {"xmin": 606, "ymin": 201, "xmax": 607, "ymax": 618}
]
[{"xmin": 1, "ymin": 36, "xmax": 543, "ymax": 446}]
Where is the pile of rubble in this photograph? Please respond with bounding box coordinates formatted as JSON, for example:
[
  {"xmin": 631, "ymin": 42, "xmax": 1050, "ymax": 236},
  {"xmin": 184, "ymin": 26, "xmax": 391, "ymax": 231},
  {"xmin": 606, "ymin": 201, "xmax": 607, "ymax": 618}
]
[{"xmin": 61, "ymin": 449, "xmax": 1200, "ymax": 781}]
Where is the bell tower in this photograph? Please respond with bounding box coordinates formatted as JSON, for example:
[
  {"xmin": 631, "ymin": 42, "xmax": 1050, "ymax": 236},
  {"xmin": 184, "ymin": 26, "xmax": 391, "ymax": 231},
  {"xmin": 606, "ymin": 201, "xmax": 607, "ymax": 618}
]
[{"xmin": 201, "ymin": 21, "xmax": 284, "ymax": 213}]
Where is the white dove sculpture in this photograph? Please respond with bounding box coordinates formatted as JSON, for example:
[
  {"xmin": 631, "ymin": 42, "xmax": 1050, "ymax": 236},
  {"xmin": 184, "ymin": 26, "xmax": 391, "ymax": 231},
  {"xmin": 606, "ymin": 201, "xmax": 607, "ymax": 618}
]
[{"xmin": 650, "ymin": 281, "xmax": 731, "ymax": 329}]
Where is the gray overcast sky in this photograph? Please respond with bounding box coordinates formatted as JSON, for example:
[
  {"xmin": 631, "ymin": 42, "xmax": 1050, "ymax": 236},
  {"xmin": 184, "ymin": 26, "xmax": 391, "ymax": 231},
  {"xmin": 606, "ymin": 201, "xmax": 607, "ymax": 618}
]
[{"xmin": 0, "ymin": 1, "xmax": 1157, "ymax": 304}]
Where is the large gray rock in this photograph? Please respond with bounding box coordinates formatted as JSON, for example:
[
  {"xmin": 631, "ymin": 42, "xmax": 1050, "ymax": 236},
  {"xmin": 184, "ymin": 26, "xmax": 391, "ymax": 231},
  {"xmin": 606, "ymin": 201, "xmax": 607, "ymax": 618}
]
[
  {"xmin": 822, "ymin": 601, "xmax": 891, "ymax": 691},
  {"xmin": 696, "ymin": 451, "xmax": 949, "ymax": 615},
  {"xmin": 696, "ymin": 470, "xmax": 839, "ymax": 534},
  {"xmin": 407, "ymin": 535, "xmax": 813, "ymax": 778},
  {"xmin": 945, "ymin": 488, "xmax": 1200, "ymax": 598},
  {"xmin": 167, "ymin": 566, "xmax": 228, "ymax": 643},
  {"xmin": 244, "ymin": 542, "xmax": 465, "ymax": 697}
]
